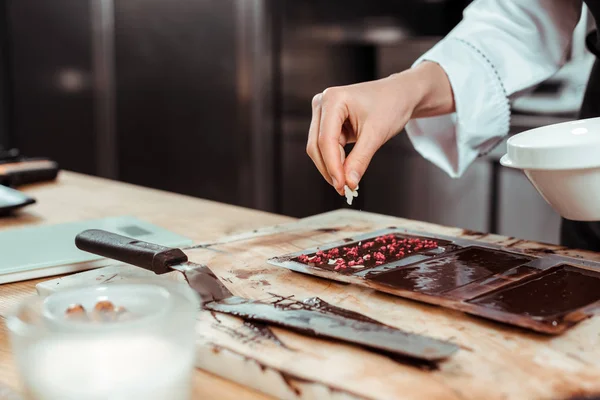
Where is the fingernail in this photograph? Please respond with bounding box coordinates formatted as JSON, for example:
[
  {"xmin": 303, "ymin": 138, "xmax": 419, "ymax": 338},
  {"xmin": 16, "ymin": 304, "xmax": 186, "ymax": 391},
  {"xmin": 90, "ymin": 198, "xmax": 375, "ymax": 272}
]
[
  {"xmin": 332, "ymin": 177, "xmax": 339, "ymax": 188},
  {"xmin": 349, "ymin": 171, "xmax": 361, "ymax": 187}
]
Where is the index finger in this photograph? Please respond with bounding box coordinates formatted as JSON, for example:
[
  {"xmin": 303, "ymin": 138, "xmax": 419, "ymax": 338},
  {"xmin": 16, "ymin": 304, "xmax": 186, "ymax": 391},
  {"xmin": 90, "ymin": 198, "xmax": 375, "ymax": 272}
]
[{"xmin": 318, "ymin": 88, "xmax": 348, "ymax": 192}]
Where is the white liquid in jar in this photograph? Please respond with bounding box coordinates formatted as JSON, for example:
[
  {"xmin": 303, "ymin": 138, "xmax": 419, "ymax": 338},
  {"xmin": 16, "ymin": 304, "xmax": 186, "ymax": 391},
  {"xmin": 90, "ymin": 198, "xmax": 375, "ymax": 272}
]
[{"xmin": 19, "ymin": 335, "xmax": 193, "ymax": 400}]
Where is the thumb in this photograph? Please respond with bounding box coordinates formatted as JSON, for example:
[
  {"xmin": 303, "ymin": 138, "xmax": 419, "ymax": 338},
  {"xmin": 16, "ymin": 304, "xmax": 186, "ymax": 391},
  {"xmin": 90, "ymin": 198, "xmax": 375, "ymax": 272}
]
[{"xmin": 343, "ymin": 131, "xmax": 380, "ymax": 189}]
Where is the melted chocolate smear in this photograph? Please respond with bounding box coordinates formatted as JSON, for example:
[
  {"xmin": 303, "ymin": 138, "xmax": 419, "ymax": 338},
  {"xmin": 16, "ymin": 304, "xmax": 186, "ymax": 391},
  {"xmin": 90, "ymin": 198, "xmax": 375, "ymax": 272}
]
[
  {"xmin": 243, "ymin": 321, "xmax": 289, "ymax": 349},
  {"xmin": 469, "ymin": 265, "xmax": 600, "ymax": 323},
  {"xmin": 211, "ymin": 317, "xmax": 289, "ymax": 349},
  {"xmin": 206, "ymin": 296, "xmax": 457, "ymax": 363},
  {"xmin": 210, "ymin": 311, "xmax": 222, "ymax": 323},
  {"xmin": 506, "ymin": 239, "xmax": 526, "ymax": 248},
  {"xmin": 523, "ymin": 247, "xmax": 556, "ymax": 255},
  {"xmin": 316, "ymin": 228, "xmax": 340, "ymax": 233},
  {"xmin": 281, "ymin": 373, "xmax": 302, "ymax": 396},
  {"xmin": 234, "ymin": 270, "xmax": 254, "ymax": 280},
  {"xmin": 182, "ymin": 264, "xmax": 233, "ymax": 304},
  {"xmin": 462, "ymin": 229, "xmax": 488, "ymax": 237},
  {"xmin": 367, "ymin": 247, "xmax": 532, "ymax": 295},
  {"xmin": 210, "ymin": 344, "xmax": 319, "ymax": 396},
  {"xmin": 301, "ymin": 297, "xmax": 382, "ymax": 325}
]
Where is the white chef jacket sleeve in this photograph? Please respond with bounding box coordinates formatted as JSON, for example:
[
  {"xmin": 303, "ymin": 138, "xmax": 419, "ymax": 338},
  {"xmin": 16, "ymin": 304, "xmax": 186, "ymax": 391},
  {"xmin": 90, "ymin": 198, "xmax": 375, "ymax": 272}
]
[{"xmin": 404, "ymin": 0, "xmax": 583, "ymax": 178}]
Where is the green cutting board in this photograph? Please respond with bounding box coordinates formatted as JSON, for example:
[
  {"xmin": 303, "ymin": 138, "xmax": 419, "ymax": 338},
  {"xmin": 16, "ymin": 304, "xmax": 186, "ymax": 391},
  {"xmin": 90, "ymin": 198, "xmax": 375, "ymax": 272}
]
[{"xmin": 0, "ymin": 216, "xmax": 192, "ymax": 284}]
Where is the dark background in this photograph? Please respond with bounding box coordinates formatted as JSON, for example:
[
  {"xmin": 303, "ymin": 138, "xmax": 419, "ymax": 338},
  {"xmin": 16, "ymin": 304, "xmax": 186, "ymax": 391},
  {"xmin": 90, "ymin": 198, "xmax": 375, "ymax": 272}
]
[{"xmin": 0, "ymin": 0, "xmax": 586, "ymax": 244}]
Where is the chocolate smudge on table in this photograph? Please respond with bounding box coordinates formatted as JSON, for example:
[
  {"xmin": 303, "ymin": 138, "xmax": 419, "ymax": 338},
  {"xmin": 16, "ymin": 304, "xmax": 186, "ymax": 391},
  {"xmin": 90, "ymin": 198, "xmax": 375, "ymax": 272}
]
[
  {"xmin": 301, "ymin": 297, "xmax": 381, "ymax": 324},
  {"xmin": 566, "ymin": 394, "xmax": 600, "ymax": 400},
  {"xmin": 210, "ymin": 317, "xmax": 290, "ymax": 349},
  {"xmin": 243, "ymin": 321, "xmax": 290, "ymax": 349},
  {"xmin": 206, "ymin": 343, "xmax": 352, "ymax": 398},
  {"xmin": 234, "ymin": 270, "xmax": 253, "ymax": 279},
  {"xmin": 205, "ymin": 295, "xmax": 455, "ymax": 367},
  {"xmin": 233, "ymin": 269, "xmax": 270, "ymax": 280},
  {"xmin": 102, "ymin": 273, "xmax": 118, "ymax": 284},
  {"xmin": 522, "ymin": 247, "xmax": 556, "ymax": 255},
  {"xmin": 281, "ymin": 373, "xmax": 302, "ymax": 396},
  {"xmin": 315, "ymin": 227, "xmax": 340, "ymax": 233},
  {"xmin": 506, "ymin": 239, "xmax": 526, "ymax": 248},
  {"xmin": 210, "ymin": 311, "xmax": 222, "ymax": 323},
  {"xmin": 461, "ymin": 229, "xmax": 488, "ymax": 238}
]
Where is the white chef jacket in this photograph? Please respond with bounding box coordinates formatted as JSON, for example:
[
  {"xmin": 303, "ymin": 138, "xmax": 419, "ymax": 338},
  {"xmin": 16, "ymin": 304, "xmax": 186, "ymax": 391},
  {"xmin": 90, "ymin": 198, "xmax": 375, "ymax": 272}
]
[{"xmin": 404, "ymin": 0, "xmax": 584, "ymax": 178}]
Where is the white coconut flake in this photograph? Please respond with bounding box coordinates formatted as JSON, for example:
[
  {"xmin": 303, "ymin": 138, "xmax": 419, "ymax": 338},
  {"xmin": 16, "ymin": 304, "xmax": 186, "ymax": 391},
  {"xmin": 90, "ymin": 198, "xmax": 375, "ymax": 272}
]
[
  {"xmin": 328, "ymin": 259, "xmax": 337, "ymax": 265},
  {"xmin": 344, "ymin": 185, "xmax": 359, "ymax": 205}
]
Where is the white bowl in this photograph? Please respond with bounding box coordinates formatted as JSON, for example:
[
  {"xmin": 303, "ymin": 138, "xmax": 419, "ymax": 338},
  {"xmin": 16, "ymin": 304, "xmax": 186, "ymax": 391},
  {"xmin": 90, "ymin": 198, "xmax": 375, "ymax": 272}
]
[{"xmin": 500, "ymin": 117, "xmax": 600, "ymax": 221}]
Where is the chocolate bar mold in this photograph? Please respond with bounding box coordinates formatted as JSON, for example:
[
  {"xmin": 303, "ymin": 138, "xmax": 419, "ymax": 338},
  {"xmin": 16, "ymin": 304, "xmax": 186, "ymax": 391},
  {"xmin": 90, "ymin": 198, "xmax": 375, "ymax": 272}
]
[
  {"xmin": 268, "ymin": 228, "xmax": 600, "ymax": 334},
  {"xmin": 365, "ymin": 247, "xmax": 535, "ymax": 296}
]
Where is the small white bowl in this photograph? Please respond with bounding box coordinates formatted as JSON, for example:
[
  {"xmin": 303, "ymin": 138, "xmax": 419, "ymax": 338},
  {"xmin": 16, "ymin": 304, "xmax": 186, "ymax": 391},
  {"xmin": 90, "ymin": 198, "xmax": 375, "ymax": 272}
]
[{"xmin": 500, "ymin": 117, "xmax": 600, "ymax": 221}]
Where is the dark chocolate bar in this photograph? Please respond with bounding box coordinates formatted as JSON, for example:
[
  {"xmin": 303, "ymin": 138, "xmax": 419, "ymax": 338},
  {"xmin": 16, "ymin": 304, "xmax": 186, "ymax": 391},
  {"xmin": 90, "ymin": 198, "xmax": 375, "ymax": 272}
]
[{"xmin": 268, "ymin": 228, "xmax": 600, "ymax": 335}]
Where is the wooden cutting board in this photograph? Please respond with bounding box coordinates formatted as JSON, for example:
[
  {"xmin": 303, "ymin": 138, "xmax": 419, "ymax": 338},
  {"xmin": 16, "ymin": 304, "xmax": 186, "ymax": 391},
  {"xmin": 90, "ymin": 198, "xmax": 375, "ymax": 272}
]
[{"xmin": 38, "ymin": 210, "xmax": 600, "ymax": 400}]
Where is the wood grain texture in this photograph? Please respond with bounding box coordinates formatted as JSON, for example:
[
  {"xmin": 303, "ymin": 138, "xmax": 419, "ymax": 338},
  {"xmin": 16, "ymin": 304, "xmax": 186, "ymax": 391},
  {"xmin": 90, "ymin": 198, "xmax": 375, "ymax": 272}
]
[
  {"xmin": 0, "ymin": 171, "xmax": 289, "ymax": 399},
  {"xmin": 177, "ymin": 211, "xmax": 600, "ymax": 400},
  {"xmin": 36, "ymin": 210, "xmax": 600, "ymax": 399},
  {"xmin": 4, "ymin": 171, "xmax": 600, "ymax": 399}
]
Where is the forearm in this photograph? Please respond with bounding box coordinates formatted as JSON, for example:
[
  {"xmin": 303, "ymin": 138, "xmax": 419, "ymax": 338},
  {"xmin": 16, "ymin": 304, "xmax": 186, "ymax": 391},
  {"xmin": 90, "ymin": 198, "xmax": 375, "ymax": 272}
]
[{"xmin": 388, "ymin": 61, "xmax": 456, "ymax": 121}]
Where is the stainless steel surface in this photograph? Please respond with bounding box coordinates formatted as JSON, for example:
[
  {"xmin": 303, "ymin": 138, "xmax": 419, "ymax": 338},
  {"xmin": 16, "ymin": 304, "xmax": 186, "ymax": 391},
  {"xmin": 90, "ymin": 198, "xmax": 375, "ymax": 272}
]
[
  {"xmin": 9, "ymin": 0, "xmax": 96, "ymax": 173},
  {"xmin": 0, "ymin": 1, "xmax": 9, "ymax": 150},
  {"xmin": 364, "ymin": 136, "xmax": 492, "ymax": 233},
  {"xmin": 114, "ymin": 0, "xmax": 242, "ymax": 204},
  {"xmin": 91, "ymin": 0, "xmax": 117, "ymax": 179},
  {"xmin": 235, "ymin": 0, "xmax": 277, "ymax": 211},
  {"xmin": 7, "ymin": 0, "xmax": 279, "ymax": 210}
]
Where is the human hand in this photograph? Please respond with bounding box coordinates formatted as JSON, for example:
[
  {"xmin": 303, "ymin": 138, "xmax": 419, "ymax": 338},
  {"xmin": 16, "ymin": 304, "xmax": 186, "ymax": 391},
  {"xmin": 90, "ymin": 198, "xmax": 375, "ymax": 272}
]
[{"xmin": 306, "ymin": 61, "xmax": 455, "ymax": 195}]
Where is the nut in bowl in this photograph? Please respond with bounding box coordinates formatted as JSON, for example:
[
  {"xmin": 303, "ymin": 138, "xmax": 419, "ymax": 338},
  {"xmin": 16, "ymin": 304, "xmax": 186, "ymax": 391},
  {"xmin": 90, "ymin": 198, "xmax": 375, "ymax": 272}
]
[
  {"xmin": 500, "ymin": 117, "xmax": 600, "ymax": 221},
  {"xmin": 6, "ymin": 279, "xmax": 200, "ymax": 400}
]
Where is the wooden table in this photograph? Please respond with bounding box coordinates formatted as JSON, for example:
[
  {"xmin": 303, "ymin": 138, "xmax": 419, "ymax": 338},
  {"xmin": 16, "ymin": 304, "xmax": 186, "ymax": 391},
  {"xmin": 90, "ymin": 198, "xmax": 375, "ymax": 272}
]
[
  {"xmin": 0, "ymin": 171, "xmax": 292, "ymax": 399},
  {"xmin": 4, "ymin": 171, "xmax": 600, "ymax": 400}
]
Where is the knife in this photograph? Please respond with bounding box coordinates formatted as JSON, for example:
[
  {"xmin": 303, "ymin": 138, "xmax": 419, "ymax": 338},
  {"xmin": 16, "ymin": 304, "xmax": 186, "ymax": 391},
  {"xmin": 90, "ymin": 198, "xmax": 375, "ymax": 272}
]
[{"xmin": 75, "ymin": 229, "xmax": 459, "ymax": 362}]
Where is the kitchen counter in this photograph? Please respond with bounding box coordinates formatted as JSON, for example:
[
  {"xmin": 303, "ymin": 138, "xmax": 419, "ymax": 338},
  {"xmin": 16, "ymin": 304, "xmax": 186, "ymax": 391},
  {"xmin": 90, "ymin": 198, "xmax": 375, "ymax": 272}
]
[
  {"xmin": 3, "ymin": 172, "xmax": 600, "ymax": 399},
  {"xmin": 0, "ymin": 171, "xmax": 292, "ymax": 399}
]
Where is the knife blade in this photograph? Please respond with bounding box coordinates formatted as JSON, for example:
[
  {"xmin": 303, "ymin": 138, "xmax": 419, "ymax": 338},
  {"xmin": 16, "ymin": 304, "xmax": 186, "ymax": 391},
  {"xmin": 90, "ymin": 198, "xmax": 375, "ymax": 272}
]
[
  {"xmin": 206, "ymin": 296, "xmax": 456, "ymax": 361},
  {"xmin": 75, "ymin": 229, "xmax": 458, "ymax": 361}
]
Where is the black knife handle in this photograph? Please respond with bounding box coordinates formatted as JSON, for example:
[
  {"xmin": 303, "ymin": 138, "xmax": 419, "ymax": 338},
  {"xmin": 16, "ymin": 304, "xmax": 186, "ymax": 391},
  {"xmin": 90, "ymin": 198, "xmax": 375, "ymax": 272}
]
[{"xmin": 75, "ymin": 229, "xmax": 188, "ymax": 274}]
